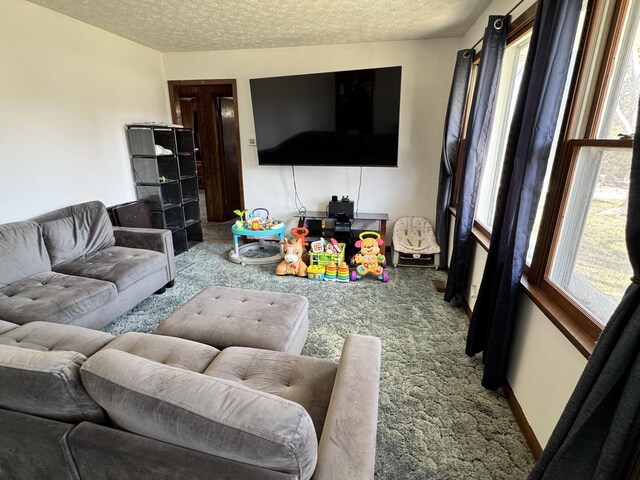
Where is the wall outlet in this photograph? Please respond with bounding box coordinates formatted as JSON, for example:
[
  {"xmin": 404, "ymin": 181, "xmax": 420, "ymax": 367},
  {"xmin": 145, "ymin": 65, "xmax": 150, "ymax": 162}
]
[
  {"xmin": 470, "ymin": 284, "xmax": 479, "ymax": 300},
  {"xmin": 249, "ymin": 137, "xmax": 256, "ymax": 146}
]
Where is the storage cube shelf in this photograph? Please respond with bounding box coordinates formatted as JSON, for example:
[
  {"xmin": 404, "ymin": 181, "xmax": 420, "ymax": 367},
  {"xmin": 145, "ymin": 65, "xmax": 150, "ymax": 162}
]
[
  {"xmin": 136, "ymin": 182, "xmax": 182, "ymax": 210},
  {"xmin": 125, "ymin": 125, "xmax": 202, "ymax": 254},
  {"xmin": 183, "ymin": 200, "xmax": 200, "ymax": 224},
  {"xmin": 172, "ymin": 229, "xmax": 188, "ymax": 254},
  {"xmin": 186, "ymin": 222, "xmax": 203, "ymax": 249},
  {"xmin": 175, "ymin": 129, "xmax": 195, "ymax": 155},
  {"xmin": 132, "ymin": 156, "xmax": 179, "ymax": 184},
  {"xmin": 178, "ymin": 154, "xmax": 197, "ymax": 178},
  {"xmin": 180, "ymin": 177, "xmax": 199, "ymax": 203}
]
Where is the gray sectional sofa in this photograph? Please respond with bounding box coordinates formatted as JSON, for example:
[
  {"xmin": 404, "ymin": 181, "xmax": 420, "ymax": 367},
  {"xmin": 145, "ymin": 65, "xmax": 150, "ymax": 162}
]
[
  {"xmin": 0, "ymin": 201, "xmax": 381, "ymax": 479},
  {"xmin": 0, "ymin": 320, "xmax": 381, "ymax": 479},
  {"xmin": 0, "ymin": 201, "xmax": 175, "ymax": 330}
]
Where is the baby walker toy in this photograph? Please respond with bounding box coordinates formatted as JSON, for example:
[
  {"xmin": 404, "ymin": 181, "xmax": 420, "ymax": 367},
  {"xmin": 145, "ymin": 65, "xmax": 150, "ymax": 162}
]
[
  {"xmin": 229, "ymin": 207, "xmax": 285, "ymax": 265},
  {"xmin": 351, "ymin": 231, "xmax": 389, "ymax": 283}
]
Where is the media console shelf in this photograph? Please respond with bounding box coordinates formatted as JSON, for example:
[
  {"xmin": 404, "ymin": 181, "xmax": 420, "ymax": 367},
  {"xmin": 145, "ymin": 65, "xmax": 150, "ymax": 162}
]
[{"xmin": 296, "ymin": 211, "xmax": 389, "ymax": 252}]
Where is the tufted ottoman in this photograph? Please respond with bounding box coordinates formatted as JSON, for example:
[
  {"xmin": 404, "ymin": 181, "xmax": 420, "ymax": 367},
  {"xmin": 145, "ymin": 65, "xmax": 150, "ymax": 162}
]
[{"xmin": 154, "ymin": 286, "xmax": 309, "ymax": 354}]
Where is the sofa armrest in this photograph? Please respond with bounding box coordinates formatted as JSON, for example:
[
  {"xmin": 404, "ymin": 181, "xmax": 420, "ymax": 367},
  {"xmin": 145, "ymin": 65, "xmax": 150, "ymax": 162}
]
[
  {"xmin": 112, "ymin": 227, "xmax": 176, "ymax": 282},
  {"xmin": 313, "ymin": 334, "xmax": 381, "ymax": 480}
]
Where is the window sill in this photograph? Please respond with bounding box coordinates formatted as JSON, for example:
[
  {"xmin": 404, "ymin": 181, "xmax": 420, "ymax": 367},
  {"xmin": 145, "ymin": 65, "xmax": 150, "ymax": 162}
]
[
  {"xmin": 519, "ymin": 276, "xmax": 595, "ymax": 359},
  {"xmin": 472, "ymin": 222, "xmax": 491, "ymax": 252},
  {"xmin": 449, "ymin": 208, "xmax": 595, "ymax": 359}
]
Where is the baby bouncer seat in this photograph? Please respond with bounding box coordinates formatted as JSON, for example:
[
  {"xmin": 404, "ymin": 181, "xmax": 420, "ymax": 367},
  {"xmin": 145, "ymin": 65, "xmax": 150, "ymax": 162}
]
[{"xmin": 391, "ymin": 216, "xmax": 440, "ymax": 268}]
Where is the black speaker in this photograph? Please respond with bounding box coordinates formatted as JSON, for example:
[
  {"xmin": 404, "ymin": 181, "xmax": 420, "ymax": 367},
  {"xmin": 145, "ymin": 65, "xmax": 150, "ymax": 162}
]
[{"xmin": 328, "ymin": 199, "xmax": 354, "ymax": 218}]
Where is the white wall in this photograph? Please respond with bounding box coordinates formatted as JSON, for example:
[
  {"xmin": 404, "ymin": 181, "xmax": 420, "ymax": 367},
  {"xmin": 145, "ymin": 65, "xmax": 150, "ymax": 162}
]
[
  {"xmin": 0, "ymin": 0, "xmax": 171, "ymax": 223},
  {"xmin": 163, "ymin": 39, "xmax": 458, "ymax": 231},
  {"xmin": 508, "ymin": 293, "xmax": 588, "ymax": 444},
  {"xmin": 455, "ymin": 0, "xmax": 589, "ymax": 448}
]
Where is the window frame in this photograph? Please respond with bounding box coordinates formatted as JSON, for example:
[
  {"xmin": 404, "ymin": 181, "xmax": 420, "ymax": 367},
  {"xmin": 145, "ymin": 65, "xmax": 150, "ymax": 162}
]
[
  {"xmin": 528, "ymin": 0, "xmax": 634, "ymax": 352},
  {"xmin": 449, "ymin": 0, "xmax": 637, "ymax": 357},
  {"xmin": 449, "ymin": 3, "xmax": 536, "ymax": 216},
  {"xmin": 475, "ymin": 31, "xmax": 533, "ymax": 231}
]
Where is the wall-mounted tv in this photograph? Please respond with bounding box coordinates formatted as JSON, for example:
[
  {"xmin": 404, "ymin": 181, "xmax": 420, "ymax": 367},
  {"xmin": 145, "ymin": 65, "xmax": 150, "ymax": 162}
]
[{"xmin": 250, "ymin": 66, "xmax": 402, "ymax": 167}]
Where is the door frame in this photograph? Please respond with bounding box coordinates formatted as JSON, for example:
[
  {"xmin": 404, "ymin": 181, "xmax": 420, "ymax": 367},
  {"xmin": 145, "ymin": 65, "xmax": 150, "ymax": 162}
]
[{"xmin": 167, "ymin": 79, "xmax": 245, "ymax": 221}]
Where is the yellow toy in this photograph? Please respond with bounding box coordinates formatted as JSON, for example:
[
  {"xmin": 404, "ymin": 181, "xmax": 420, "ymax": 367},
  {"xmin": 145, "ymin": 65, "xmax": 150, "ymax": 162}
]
[{"xmin": 351, "ymin": 231, "xmax": 389, "ymax": 283}]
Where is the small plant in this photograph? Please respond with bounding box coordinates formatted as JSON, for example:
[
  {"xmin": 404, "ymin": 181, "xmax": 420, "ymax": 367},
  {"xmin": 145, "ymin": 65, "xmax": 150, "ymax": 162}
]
[
  {"xmin": 234, "ymin": 209, "xmax": 248, "ymax": 221},
  {"xmin": 233, "ymin": 209, "xmax": 248, "ymax": 228}
]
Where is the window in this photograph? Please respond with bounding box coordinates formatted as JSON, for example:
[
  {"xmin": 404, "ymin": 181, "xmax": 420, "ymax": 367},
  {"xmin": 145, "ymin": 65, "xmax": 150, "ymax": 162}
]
[
  {"xmin": 474, "ymin": 11, "xmax": 583, "ymax": 265},
  {"xmin": 476, "ymin": 33, "xmax": 531, "ymax": 230},
  {"xmin": 550, "ymin": 145, "xmax": 632, "ymax": 322},
  {"xmin": 532, "ymin": 0, "xmax": 638, "ymax": 337},
  {"xmin": 450, "ymin": 0, "xmax": 638, "ymax": 352}
]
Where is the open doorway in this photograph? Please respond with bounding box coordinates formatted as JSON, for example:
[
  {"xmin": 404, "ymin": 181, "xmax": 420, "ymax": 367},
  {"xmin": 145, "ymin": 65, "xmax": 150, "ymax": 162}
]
[{"xmin": 168, "ymin": 80, "xmax": 244, "ymax": 222}]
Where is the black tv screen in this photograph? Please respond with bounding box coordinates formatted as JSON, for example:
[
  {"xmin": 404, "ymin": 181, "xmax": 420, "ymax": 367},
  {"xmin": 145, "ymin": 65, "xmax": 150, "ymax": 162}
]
[{"xmin": 250, "ymin": 66, "xmax": 401, "ymax": 167}]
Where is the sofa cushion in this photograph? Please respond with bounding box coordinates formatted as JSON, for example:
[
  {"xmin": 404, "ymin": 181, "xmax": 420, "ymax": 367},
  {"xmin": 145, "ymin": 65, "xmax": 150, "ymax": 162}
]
[
  {"xmin": 0, "ymin": 321, "xmax": 114, "ymax": 357},
  {"xmin": 68, "ymin": 421, "xmax": 298, "ymax": 480},
  {"xmin": 54, "ymin": 246, "xmax": 166, "ymax": 292},
  {"xmin": 154, "ymin": 286, "xmax": 309, "ymax": 353},
  {"xmin": 205, "ymin": 347, "xmax": 337, "ymax": 439},
  {"xmin": 0, "ymin": 344, "xmax": 106, "ymax": 423},
  {"xmin": 0, "ymin": 320, "xmax": 19, "ymax": 335},
  {"xmin": 31, "ymin": 201, "xmax": 115, "ymax": 267},
  {"xmin": 0, "ymin": 272, "xmax": 117, "ymax": 325},
  {"xmin": 0, "ymin": 221, "xmax": 51, "ymax": 288},
  {"xmin": 81, "ymin": 349, "xmax": 318, "ymax": 480},
  {"xmin": 102, "ymin": 332, "xmax": 220, "ymax": 373}
]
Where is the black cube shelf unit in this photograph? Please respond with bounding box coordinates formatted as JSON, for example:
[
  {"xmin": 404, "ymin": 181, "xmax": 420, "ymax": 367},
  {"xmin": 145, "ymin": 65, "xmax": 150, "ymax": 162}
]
[{"xmin": 125, "ymin": 124, "xmax": 203, "ymax": 254}]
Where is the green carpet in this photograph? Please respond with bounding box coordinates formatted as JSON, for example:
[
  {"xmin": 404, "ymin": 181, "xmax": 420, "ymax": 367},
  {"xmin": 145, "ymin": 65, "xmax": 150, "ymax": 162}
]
[{"xmin": 104, "ymin": 231, "xmax": 534, "ymax": 479}]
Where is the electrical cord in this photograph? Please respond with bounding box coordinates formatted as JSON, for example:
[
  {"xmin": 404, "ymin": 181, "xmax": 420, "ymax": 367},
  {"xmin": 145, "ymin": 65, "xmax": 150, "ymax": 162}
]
[
  {"xmin": 355, "ymin": 166, "xmax": 363, "ymax": 217},
  {"xmin": 291, "ymin": 165, "xmax": 307, "ymax": 215}
]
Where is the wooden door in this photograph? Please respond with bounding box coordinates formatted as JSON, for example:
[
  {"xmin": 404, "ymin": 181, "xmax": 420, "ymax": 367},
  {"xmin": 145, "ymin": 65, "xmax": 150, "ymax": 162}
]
[{"xmin": 168, "ymin": 81, "xmax": 244, "ymax": 222}]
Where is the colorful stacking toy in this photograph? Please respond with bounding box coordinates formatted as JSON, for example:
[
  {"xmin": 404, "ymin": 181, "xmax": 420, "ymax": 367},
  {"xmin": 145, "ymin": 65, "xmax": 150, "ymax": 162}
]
[
  {"xmin": 324, "ymin": 262, "xmax": 337, "ymax": 282},
  {"xmin": 337, "ymin": 262, "xmax": 350, "ymax": 283}
]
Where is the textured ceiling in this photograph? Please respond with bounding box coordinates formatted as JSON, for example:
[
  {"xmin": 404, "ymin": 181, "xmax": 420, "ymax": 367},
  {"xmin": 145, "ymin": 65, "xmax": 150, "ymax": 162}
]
[{"xmin": 26, "ymin": 0, "xmax": 492, "ymax": 52}]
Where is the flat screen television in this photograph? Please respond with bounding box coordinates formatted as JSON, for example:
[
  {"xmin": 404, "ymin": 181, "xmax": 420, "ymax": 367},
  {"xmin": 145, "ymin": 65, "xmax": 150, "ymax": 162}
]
[{"xmin": 250, "ymin": 66, "xmax": 402, "ymax": 167}]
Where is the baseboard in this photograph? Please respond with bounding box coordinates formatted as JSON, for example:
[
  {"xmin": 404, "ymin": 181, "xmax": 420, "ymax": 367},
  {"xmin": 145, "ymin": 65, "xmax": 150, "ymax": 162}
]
[
  {"xmin": 502, "ymin": 383, "xmax": 543, "ymax": 460},
  {"xmin": 460, "ymin": 297, "xmax": 542, "ymax": 460},
  {"xmin": 463, "ymin": 299, "xmax": 472, "ymax": 320}
]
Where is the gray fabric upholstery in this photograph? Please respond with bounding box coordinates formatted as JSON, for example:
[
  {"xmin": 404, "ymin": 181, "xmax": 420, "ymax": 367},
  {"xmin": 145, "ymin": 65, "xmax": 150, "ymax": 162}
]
[
  {"xmin": 206, "ymin": 347, "xmax": 337, "ymax": 439},
  {"xmin": 0, "ymin": 320, "xmax": 18, "ymax": 335},
  {"xmin": 0, "ymin": 221, "xmax": 51, "ymax": 288},
  {"xmin": 57, "ymin": 266, "xmax": 170, "ymax": 330},
  {"xmin": 0, "ymin": 345, "xmax": 106, "ymax": 423},
  {"xmin": 0, "ymin": 272, "xmax": 117, "ymax": 325},
  {"xmin": 0, "ymin": 409, "xmax": 78, "ymax": 480},
  {"xmin": 54, "ymin": 246, "xmax": 166, "ymax": 292},
  {"xmin": 154, "ymin": 286, "xmax": 309, "ymax": 353},
  {"xmin": 102, "ymin": 332, "xmax": 220, "ymax": 373},
  {"xmin": 0, "ymin": 321, "xmax": 114, "ymax": 357},
  {"xmin": 0, "ymin": 202, "xmax": 175, "ymax": 330},
  {"xmin": 31, "ymin": 200, "xmax": 116, "ymax": 267},
  {"xmin": 81, "ymin": 349, "xmax": 318, "ymax": 479},
  {"xmin": 68, "ymin": 421, "xmax": 296, "ymax": 480},
  {"xmin": 313, "ymin": 334, "xmax": 381, "ymax": 480},
  {"xmin": 113, "ymin": 226, "xmax": 176, "ymax": 283}
]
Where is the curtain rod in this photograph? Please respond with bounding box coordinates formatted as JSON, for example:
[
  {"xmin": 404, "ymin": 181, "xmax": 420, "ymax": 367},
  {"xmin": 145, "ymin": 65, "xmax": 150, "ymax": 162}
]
[{"xmin": 469, "ymin": 0, "xmax": 528, "ymax": 52}]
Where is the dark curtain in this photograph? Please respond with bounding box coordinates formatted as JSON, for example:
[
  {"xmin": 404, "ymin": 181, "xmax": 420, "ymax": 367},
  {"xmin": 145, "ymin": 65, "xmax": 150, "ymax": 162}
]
[
  {"xmin": 528, "ymin": 97, "xmax": 640, "ymax": 480},
  {"xmin": 434, "ymin": 49, "xmax": 474, "ymax": 270},
  {"xmin": 444, "ymin": 16, "xmax": 507, "ymax": 306},
  {"xmin": 466, "ymin": 0, "xmax": 582, "ymax": 390}
]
